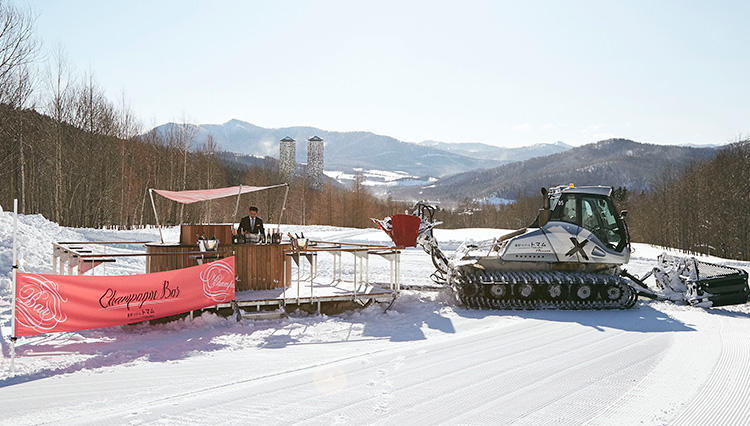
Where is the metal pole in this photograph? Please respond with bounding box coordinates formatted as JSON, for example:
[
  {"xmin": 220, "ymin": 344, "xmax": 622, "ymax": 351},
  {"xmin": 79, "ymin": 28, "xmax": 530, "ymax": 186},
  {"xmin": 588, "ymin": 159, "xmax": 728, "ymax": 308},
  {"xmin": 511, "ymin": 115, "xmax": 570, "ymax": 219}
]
[
  {"xmin": 52, "ymin": 244, "xmax": 57, "ymax": 274},
  {"xmin": 10, "ymin": 199, "xmax": 18, "ymax": 374},
  {"xmin": 232, "ymin": 184, "xmax": 243, "ymax": 224},
  {"xmin": 297, "ymin": 261, "xmax": 300, "ymax": 305},
  {"xmin": 277, "ymin": 184, "xmax": 290, "ymax": 229},
  {"xmin": 396, "ymin": 251, "xmax": 400, "ymax": 291},
  {"xmin": 148, "ymin": 189, "xmax": 164, "ymax": 244},
  {"xmin": 283, "ymin": 258, "xmax": 287, "ymax": 301}
]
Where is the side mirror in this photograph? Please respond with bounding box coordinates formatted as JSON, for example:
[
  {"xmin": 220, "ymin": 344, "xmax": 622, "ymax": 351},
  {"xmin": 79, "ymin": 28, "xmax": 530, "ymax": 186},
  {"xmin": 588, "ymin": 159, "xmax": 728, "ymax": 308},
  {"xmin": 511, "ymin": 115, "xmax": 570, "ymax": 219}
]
[
  {"xmin": 540, "ymin": 187, "xmax": 549, "ymax": 210},
  {"xmin": 620, "ymin": 210, "xmax": 628, "ymax": 218},
  {"xmin": 537, "ymin": 187, "xmax": 552, "ymax": 227}
]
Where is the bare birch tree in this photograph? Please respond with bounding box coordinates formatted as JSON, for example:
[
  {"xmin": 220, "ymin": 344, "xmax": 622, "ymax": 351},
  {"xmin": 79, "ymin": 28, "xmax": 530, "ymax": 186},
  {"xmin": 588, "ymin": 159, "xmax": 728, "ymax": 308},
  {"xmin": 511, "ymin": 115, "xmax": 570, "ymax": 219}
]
[
  {"xmin": 0, "ymin": 1, "xmax": 37, "ymax": 103},
  {"xmin": 176, "ymin": 115, "xmax": 196, "ymax": 223},
  {"xmin": 44, "ymin": 47, "xmax": 73, "ymax": 223}
]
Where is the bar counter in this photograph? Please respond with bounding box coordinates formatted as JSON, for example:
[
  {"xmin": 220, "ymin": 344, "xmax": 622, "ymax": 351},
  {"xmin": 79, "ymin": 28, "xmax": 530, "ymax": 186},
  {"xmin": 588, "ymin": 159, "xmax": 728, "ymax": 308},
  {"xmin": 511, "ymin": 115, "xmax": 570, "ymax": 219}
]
[{"xmin": 145, "ymin": 242, "xmax": 292, "ymax": 291}]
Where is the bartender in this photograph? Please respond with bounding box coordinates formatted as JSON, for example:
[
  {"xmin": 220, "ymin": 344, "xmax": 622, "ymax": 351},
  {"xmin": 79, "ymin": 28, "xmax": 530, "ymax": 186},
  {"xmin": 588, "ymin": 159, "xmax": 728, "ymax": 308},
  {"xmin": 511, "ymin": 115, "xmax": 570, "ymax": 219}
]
[{"xmin": 238, "ymin": 206, "xmax": 265, "ymax": 237}]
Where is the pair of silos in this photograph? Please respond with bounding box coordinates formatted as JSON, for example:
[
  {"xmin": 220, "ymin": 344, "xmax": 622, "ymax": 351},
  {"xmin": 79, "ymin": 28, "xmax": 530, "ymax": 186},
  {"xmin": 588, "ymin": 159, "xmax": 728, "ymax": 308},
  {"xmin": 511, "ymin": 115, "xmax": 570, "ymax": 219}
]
[{"xmin": 280, "ymin": 136, "xmax": 324, "ymax": 189}]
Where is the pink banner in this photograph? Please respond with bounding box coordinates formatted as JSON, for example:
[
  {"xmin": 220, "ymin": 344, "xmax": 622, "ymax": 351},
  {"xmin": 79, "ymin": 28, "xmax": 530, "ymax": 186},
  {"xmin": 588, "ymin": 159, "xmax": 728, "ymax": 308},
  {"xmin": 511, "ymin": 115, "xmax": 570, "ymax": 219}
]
[{"xmin": 14, "ymin": 256, "xmax": 235, "ymax": 337}]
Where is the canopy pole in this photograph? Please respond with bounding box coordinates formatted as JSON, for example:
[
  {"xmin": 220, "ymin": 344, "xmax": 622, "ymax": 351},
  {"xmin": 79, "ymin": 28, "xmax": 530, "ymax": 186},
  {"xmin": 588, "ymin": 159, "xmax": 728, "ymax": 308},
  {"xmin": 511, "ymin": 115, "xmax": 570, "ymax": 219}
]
[
  {"xmin": 10, "ymin": 198, "xmax": 18, "ymax": 375},
  {"xmin": 277, "ymin": 184, "xmax": 290, "ymax": 232},
  {"xmin": 232, "ymin": 185, "xmax": 243, "ymax": 228},
  {"xmin": 149, "ymin": 189, "xmax": 164, "ymax": 243}
]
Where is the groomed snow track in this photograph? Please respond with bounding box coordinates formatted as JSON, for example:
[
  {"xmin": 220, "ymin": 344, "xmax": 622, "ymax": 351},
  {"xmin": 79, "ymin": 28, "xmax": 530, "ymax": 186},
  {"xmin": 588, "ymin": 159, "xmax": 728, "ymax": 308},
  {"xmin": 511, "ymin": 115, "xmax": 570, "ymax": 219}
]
[{"xmin": 2, "ymin": 217, "xmax": 750, "ymax": 424}]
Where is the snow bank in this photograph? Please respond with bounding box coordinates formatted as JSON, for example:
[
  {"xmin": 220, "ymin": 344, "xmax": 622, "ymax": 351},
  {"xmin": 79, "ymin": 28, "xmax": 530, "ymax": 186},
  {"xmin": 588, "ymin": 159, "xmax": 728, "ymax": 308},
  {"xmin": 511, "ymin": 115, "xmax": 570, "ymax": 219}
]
[{"xmin": 0, "ymin": 211, "xmax": 177, "ymax": 297}]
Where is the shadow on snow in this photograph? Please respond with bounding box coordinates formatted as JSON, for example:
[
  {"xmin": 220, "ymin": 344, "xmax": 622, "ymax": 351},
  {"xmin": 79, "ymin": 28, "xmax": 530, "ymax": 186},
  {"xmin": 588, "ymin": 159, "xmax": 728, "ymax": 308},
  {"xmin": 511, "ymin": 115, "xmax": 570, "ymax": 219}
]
[
  {"xmin": 452, "ymin": 301, "xmax": 696, "ymax": 333},
  {"xmin": 1, "ymin": 295, "xmax": 711, "ymax": 389}
]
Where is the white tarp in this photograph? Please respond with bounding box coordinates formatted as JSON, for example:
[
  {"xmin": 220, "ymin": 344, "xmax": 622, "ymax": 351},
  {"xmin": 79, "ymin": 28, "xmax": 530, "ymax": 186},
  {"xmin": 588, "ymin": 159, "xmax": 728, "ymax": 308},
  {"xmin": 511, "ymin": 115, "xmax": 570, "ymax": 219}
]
[{"xmin": 151, "ymin": 184, "xmax": 287, "ymax": 204}]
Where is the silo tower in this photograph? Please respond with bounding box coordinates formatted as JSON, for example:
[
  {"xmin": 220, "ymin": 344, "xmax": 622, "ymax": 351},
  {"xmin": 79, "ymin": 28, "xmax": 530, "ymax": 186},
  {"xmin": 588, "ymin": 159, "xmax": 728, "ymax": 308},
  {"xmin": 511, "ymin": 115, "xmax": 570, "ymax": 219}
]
[
  {"xmin": 306, "ymin": 135, "xmax": 324, "ymax": 190},
  {"xmin": 279, "ymin": 136, "xmax": 296, "ymax": 184}
]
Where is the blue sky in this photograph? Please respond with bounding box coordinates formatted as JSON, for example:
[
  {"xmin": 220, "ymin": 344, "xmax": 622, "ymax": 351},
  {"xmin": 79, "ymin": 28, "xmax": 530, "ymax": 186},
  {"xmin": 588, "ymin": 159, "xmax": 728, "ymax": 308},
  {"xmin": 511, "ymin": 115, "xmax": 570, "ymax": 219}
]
[{"xmin": 30, "ymin": 0, "xmax": 750, "ymax": 147}]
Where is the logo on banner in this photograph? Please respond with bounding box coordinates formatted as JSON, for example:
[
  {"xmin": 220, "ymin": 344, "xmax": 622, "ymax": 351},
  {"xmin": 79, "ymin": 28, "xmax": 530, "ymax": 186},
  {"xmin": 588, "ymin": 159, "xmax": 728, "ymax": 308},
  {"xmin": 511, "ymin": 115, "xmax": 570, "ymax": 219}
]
[
  {"xmin": 99, "ymin": 280, "xmax": 181, "ymax": 311},
  {"xmin": 16, "ymin": 274, "xmax": 68, "ymax": 333},
  {"xmin": 200, "ymin": 260, "xmax": 234, "ymax": 302}
]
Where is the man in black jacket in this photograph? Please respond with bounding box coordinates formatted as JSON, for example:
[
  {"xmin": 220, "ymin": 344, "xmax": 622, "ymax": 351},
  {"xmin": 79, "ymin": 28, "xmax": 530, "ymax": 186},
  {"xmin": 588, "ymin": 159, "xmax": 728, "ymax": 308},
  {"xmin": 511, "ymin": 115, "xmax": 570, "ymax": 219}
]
[{"xmin": 238, "ymin": 206, "xmax": 264, "ymax": 237}]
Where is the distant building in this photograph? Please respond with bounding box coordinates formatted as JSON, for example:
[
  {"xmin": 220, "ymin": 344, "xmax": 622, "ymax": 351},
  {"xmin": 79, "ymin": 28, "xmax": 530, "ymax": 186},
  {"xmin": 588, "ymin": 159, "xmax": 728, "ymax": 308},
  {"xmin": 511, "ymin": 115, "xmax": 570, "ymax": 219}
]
[
  {"xmin": 279, "ymin": 136, "xmax": 296, "ymax": 184},
  {"xmin": 307, "ymin": 136, "xmax": 324, "ymax": 190}
]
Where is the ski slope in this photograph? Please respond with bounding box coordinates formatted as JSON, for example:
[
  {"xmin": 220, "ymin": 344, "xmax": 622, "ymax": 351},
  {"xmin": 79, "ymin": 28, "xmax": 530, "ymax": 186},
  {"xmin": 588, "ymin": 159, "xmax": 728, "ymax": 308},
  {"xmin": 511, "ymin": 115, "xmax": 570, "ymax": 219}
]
[{"xmin": 1, "ymin": 212, "xmax": 750, "ymax": 425}]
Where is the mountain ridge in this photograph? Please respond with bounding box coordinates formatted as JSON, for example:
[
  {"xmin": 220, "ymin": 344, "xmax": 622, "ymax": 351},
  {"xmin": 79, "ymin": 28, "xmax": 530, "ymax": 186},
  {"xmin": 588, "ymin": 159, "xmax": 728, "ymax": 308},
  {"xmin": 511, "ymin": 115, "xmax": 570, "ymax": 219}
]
[
  {"xmin": 147, "ymin": 119, "xmax": 574, "ymax": 178},
  {"xmin": 419, "ymin": 139, "xmax": 572, "ymax": 162},
  {"xmin": 388, "ymin": 138, "xmax": 718, "ymax": 203}
]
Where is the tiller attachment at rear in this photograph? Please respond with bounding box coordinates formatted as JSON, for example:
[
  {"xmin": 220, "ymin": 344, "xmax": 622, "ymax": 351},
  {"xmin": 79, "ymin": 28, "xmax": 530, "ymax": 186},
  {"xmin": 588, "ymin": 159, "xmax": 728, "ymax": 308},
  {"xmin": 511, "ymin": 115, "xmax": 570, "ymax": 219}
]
[{"xmin": 645, "ymin": 254, "xmax": 749, "ymax": 307}]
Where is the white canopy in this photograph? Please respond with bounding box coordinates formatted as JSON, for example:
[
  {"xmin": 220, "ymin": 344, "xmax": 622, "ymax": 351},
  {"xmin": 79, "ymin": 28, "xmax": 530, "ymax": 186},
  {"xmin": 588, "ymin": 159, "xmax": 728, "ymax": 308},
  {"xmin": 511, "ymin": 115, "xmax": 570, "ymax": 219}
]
[
  {"xmin": 151, "ymin": 184, "xmax": 287, "ymax": 204},
  {"xmin": 148, "ymin": 183, "xmax": 289, "ymax": 243}
]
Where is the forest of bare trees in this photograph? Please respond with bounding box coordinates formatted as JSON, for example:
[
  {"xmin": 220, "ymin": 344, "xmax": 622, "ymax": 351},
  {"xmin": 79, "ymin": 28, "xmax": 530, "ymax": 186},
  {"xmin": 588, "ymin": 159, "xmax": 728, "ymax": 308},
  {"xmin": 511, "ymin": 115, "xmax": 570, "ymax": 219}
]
[
  {"xmin": 0, "ymin": 98, "xmax": 408, "ymax": 230},
  {"xmin": 624, "ymin": 141, "xmax": 750, "ymax": 260}
]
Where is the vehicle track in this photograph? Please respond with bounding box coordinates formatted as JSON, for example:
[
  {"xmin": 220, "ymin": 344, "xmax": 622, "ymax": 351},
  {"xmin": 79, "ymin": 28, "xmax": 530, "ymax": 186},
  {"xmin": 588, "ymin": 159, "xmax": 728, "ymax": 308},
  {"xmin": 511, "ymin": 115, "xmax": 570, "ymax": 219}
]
[
  {"xmin": 69, "ymin": 318, "xmax": 668, "ymax": 425},
  {"xmin": 671, "ymin": 316, "xmax": 750, "ymax": 426},
  {"xmin": 48, "ymin": 320, "xmax": 549, "ymax": 424}
]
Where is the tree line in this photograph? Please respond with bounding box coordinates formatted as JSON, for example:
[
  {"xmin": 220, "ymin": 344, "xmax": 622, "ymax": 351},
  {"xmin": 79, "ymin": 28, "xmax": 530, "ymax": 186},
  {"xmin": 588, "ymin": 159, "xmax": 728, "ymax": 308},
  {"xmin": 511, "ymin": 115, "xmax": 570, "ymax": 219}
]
[
  {"xmin": 623, "ymin": 141, "xmax": 750, "ymax": 260},
  {"xmin": 0, "ymin": 100, "xmax": 409, "ymax": 230}
]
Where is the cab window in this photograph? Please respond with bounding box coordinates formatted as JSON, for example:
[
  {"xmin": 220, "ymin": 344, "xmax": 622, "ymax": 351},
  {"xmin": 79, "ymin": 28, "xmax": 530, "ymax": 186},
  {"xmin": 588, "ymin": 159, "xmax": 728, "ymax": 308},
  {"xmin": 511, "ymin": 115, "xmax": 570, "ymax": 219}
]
[
  {"xmin": 550, "ymin": 195, "xmax": 577, "ymax": 225},
  {"xmin": 581, "ymin": 196, "xmax": 624, "ymax": 251}
]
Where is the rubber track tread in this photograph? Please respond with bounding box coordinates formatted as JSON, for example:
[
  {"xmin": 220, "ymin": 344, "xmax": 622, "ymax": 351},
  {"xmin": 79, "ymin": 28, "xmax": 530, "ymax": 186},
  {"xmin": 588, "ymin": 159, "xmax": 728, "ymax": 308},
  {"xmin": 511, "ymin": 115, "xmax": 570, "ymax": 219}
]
[{"xmin": 455, "ymin": 270, "xmax": 637, "ymax": 310}]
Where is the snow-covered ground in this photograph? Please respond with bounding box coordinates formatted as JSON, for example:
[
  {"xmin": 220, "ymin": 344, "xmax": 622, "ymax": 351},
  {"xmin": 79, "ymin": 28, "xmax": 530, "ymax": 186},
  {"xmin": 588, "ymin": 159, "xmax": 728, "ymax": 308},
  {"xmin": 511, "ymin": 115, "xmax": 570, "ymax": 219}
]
[
  {"xmin": 1, "ymin": 212, "xmax": 750, "ymax": 425},
  {"xmin": 324, "ymin": 169, "xmax": 435, "ymax": 188}
]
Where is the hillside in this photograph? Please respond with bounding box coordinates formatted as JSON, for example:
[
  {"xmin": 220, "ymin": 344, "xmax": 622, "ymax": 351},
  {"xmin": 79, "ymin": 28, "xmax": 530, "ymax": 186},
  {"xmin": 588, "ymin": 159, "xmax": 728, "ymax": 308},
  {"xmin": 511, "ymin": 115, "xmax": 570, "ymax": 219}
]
[
  {"xmin": 0, "ymin": 106, "xmax": 395, "ymax": 229},
  {"xmin": 0, "ymin": 104, "xmax": 249, "ymax": 228},
  {"xmin": 391, "ymin": 138, "xmax": 717, "ymax": 202}
]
